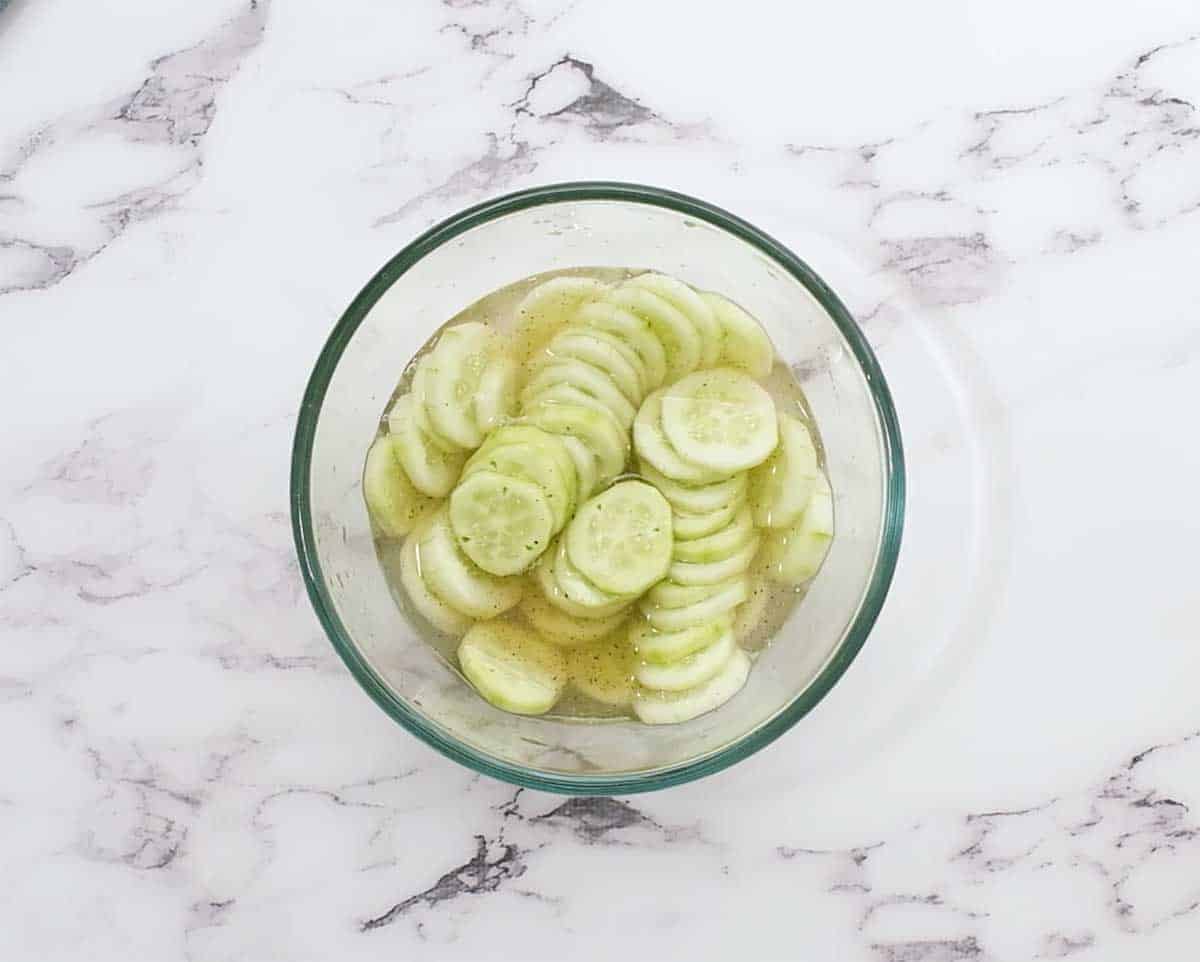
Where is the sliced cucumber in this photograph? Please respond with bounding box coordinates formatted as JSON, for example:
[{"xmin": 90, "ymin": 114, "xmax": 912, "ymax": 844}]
[
  {"xmin": 424, "ymin": 322, "xmax": 494, "ymax": 449},
  {"xmin": 449, "ymin": 471, "xmax": 555, "ymax": 576},
  {"xmin": 631, "ymin": 615, "xmax": 732, "ymax": 665},
  {"xmin": 672, "ymin": 505, "xmax": 754, "ymax": 563},
  {"xmin": 634, "ymin": 648, "xmax": 751, "ymax": 725},
  {"xmin": 522, "ymin": 359, "xmax": 636, "ymax": 429},
  {"xmin": 750, "ymin": 413, "xmax": 820, "ymax": 529},
  {"xmin": 522, "ymin": 401, "xmax": 628, "ymax": 482},
  {"xmin": 533, "ymin": 551, "xmax": 629, "ymax": 619},
  {"xmin": 398, "ymin": 532, "xmax": 473, "ymax": 636},
  {"xmin": 607, "ymin": 284, "xmax": 701, "ymax": 381},
  {"xmin": 565, "ymin": 481, "xmax": 673, "ymax": 596},
  {"xmin": 671, "ymin": 498, "xmax": 743, "ymax": 541},
  {"xmin": 476, "ymin": 423, "xmax": 578, "ymax": 515},
  {"xmin": 464, "ymin": 437, "xmax": 573, "ymax": 533},
  {"xmin": 645, "ymin": 573, "xmax": 747, "ymax": 610},
  {"xmin": 565, "ymin": 324, "xmax": 650, "ymax": 397},
  {"xmin": 764, "ymin": 474, "xmax": 833, "ymax": 585},
  {"xmin": 512, "ymin": 276, "xmax": 607, "ymax": 365},
  {"xmin": 567, "ymin": 632, "xmax": 636, "ymax": 708},
  {"xmin": 553, "ymin": 538, "xmax": 631, "ymax": 611},
  {"xmin": 405, "ymin": 360, "xmax": 459, "ymax": 452},
  {"xmin": 637, "ymin": 459, "xmax": 748, "ymax": 516},
  {"xmin": 633, "ymin": 389, "xmax": 730, "ymax": 485},
  {"xmin": 389, "ymin": 395, "xmax": 467, "ymax": 497},
  {"xmin": 668, "ymin": 533, "xmax": 761, "ymax": 586},
  {"xmin": 635, "ymin": 625, "xmax": 735, "ymax": 691},
  {"xmin": 458, "ymin": 619, "xmax": 567, "ymax": 715},
  {"xmin": 660, "ymin": 368, "xmax": 778, "ymax": 474},
  {"xmin": 363, "ymin": 434, "xmax": 434, "ymax": 539},
  {"xmin": 628, "ymin": 272, "xmax": 721, "ymax": 368},
  {"xmin": 559, "ymin": 436, "xmax": 598, "ymax": 502},
  {"xmin": 417, "ymin": 510, "xmax": 523, "ymax": 618},
  {"xmin": 576, "ymin": 300, "xmax": 667, "ymax": 390},
  {"xmin": 641, "ymin": 577, "xmax": 748, "ymax": 633},
  {"xmin": 544, "ymin": 329, "xmax": 643, "ymax": 404},
  {"xmin": 474, "ymin": 353, "xmax": 519, "ymax": 434},
  {"xmin": 702, "ymin": 291, "xmax": 775, "ymax": 380},
  {"xmin": 521, "ymin": 590, "xmax": 627, "ymax": 646}
]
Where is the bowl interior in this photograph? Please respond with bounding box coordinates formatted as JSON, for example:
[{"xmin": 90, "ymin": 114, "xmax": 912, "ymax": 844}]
[{"xmin": 292, "ymin": 184, "xmax": 903, "ymax": 793}]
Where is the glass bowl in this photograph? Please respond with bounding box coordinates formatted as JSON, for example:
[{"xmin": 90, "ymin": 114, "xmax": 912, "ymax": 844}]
[{"xmin": 291, "ymin": 182, "xmax": 904, "ymax": 794}]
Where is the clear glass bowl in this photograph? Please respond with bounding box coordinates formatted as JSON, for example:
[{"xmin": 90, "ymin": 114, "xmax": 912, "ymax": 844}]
[{"xmin": 291, "ymin": 183, "xmax": 904, "ymax": 794}]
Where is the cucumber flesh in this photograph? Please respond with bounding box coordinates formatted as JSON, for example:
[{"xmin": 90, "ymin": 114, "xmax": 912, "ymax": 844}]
[
  {"xmin": 702, "ymin": 291, "xmax": 775, "ymax": 380},
  {"xmin": 363, "ymin": 434, "xmax": 434, "ymax": 539},
  {"xmin": 417, "ymin": 510, "xmax": 523, "ymax": 618},
  {"xmin": 607, "ymin": 284, "xmax": 701, "ymax": 381},
  {"xmin": 521, "ymin": 401, "xmax": 628, "ymax": 482},
  {"xmin": 750, "ymin": 413, "xmax": 820, "ymax": 529},
  {"xmin": 389, "ymin": 395, "xmax": 466, "ymax": 497},
  {"xmin": 398, "ymin": 532, "xmax": 473, "ymax": 636},
  {"xmin": 672, "ymin": 506, "xmax": 755, "ymax": 564},
  {"xmin": 449, "ymin": 471, "xmax": 555, "ymax": 576},
  {"xmin": 764, "ymin": 474, "xmax": 834, "ymax": 584},
  {"xmin": 628, "ymin": 272, "xmax": 721, "ymax": 368},
  {"xmin": 637, "ymin": 459, "xmax": 748, "ymax": 516},
  {"xmin": 464, "ymin": 439, "xmax": 573, "ymax": 533},
  {"xmin": 512, "ymin": 276, "xmax": 607, "ymax": 365},
  {"xmin": 521, "ymin": 590, "xmax": 627, "ymax": 646},
  {"xmin": 668, "ymin": 533, "xmax": 761, "ymax": 586},
  {"xmin": 671, "ymin": 498, "xmax": 743, "ymax": 541},
  {"xmin": 635, "ymin": 625, "xmax": 736, "ymax": 691},
  {"xmin": 631, "ymin": 616, "xmax": 732, "ymax": 665},
  {"xmin": 633, "ymin": 648, "xmax": 751, "ymax": 725},
  {"xmin": 424, "ymin": 322, "xmax": 494, "ymax": 449},
  {"xmin": 458, "ymin": 620, "xmax": 567, "ymax": 715},
  {"xmin": 633, "ymin": 388, "xmax": 730, "ymax": 485},
  {"xmin": 474, "ymin": 353, "xmax": 519, "ymax": 434},
  {"xmin": 660, "ymin": 368, "xmax": 778, "ymax": 474},
  {"xmin": 641, "ymin": 577, "xmax": 748, "ymax": 633},
  {"xmin": 576, "ymin": 300, "xmax": 668, "ymax": 391},
  {"xmin": 565, "ymin": 481, "xmax": 673, "ymax": 596}
]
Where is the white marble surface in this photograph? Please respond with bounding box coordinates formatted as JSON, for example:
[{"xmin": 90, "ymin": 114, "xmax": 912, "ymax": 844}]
[{"xmin": 3, "ymin": 1, "xmax": 1200, "ymax": 959}]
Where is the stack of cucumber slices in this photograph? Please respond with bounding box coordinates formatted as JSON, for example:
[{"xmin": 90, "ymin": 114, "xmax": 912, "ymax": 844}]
[{"xmin": 362, "ymin": 271, "xmax": 834, "ymax": 724}]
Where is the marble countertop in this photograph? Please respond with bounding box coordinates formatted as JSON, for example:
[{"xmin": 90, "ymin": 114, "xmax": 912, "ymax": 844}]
[{"xmin": 3, "ymin": 1, "xmax": 1200, "ymax": 959}]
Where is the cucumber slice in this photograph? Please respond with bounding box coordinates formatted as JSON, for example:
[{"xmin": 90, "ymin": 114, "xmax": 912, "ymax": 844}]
[
  {"xmin": 631, "ymin": 615, "xmax": 732, "ymax": 665},
  {"xmin": 576, "ymin": 300, "xmax": 668, "ymax": 390},
  {"xmin": 554, "ymin": 538, "xmax": 631, "ymax": 611},
  {"xmin": 398, "ymin": 532, "xmax": 473, "ymax": 636},
  {"xmin": 628, "ymin": 272, "xmax": 721, "ymax": 368},
  {"xmin": 633, "ymin": 389, "xmax": 730, "ymax": 485},
  {"xmin": 417, "ymin": 510, "xmax": 523, "ymax": 618},
  {"xmin": 641, "ymin": 577, "xmax": 748, "ymax": 633},
  {"xmin": 645, "ymin": 574, "xmax": 747, "ymax": 610},
  {"xmin": 424, "ymin": 322, "xmax": 494, "ymax": 449},
  {"xmin": 464, "ymin": 438, "xmax": 573, "ymax": 533},
  {"xmin": 637, "ymin": 459, "xmax": 748, "ymax": 516},
  {"xmin": 477, "ymin": 424, "xmax": 578, "ymax": 516},
  {"xmin": 672, "ymin": 506, "xmax": 755, "ymax": 563},
  {"xmin": 607, "ymin": 284, "xmax": 701, "ymax": 381},
  {"xmin": 522, "ymin": 359, "xmax": 636, "ymax": 429},
  {"xmin": 544, "ymin": 329, "xmax": 643, "ymax": 404},
  {"xmin": 521, "ymin": 402, "xmax": 628, "ymax": 482},
  {"xmin": 567, "ymin": 632, "xmax": 636, "ymax": 708},
  {"xmin": 668, "ymin": 533, "xmax": 761, "ymax": 586},
  {"xmin": 449, "ymin": 471, "xmax": 555, "ymax": 576},
  {"xmin": 521, "ymin": 590, "xmax": 627, "ymax": 646},
  {"xmin": 750, "ymin": 413, "xmax": 821, "ymax": 529},
  {"xmin": 363, "ymin": 434, "xmax": 434, "ymax": 538},
  {"xmin": 405, "ymin": 360, "xmax": 458, "ymax": 452},
  {"xmin": 458, "ymin": 620, "xmax": 567, "ymax": 715},
  {"xmin": 671, "ymin": 498, "xmax": 742, "ymax": 541},
  {"xmin": 474, "ymin": 353, "xmax": 519, "ymax": 434},
  {"xmin": 764, "ymin": 474, "xmax": 833, "ymax": 585},
  {"xmin": 389, "ymin": 395, "xmax": 467, "ymax": 497},
  {"xmin": 512, "ymin": 276, "xmax": 607, "ymax": 365},
  {"xmin": 565, "ymin": 481, "xmax": 673, "ymax": 596},
  {"xmin": 564, "ymin": 324, "xmax": 650, "ymax": 397},
  {"xmin": 534, "ymin": 551, "xmax": 629, "ymax": 619},
  {"xmin": 635, "ymin": 625, "xmax": 736, "ymax": 691},
  {"xmin": 633, "ymin": 648, "xmax": 750, "ymax": 725},
  {"xmin": 660, "ymin": 368, "xmax": 778, "ymax": 474},
  {"xmin": 560, "ymin": 436, "xmax": 598, "ymax": 502},
  {"xmin": 702, "ymin": 291, "xmax": 775, "ymax": 380},
  {"xmin": 733, "ymin": 577, "xmax": 772, "ymax": 648}
]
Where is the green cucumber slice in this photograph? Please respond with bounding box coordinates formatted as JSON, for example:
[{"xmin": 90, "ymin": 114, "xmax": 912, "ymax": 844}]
[
  {"xmin": 464, "ymin": 437, "xmax": 573, "ymax": 533},
  {"xmin": 521, "ymin": 401, "xmax": 628, "ymax": 483},
  {"xmin": 634, "ymin": 625, "xmax": 736, "ymax": 691},
  {"xmin": 633, "ymin": 388, "xmax": 730, "ymax": 485},
  {"xmin": 522, "ymin": 358, "xmax": 636, "ymax": 429},
  {"xmin": 633, "ymin": 648, "xmax": 750, "ymax": 724},
  {"xmin": 567, "ymin": 632, "xmax": 636, "ymax": 708},
  {"xmin": 544, "ymin": 329, "xmax": 644, "ymax": 404},
  {"xmin": 553, "ymin": 538, "xmax": 631, "ymax": 611},
  {"xmin": 458, "ymin": 620, "xmax": 567, "ymax": 715},
  {"xmin": 512, "ymin": 276, "xmax": 607, "ymax": 365},
  {"xmin": 607, "ymin": 284, "xmax": 701, "ymax": 381},
  {"xmin": 668, "ymin": 533, "xmax": 761, "ymax": 586},
  {"xmin": 533, "ymin": 551, "xmax": 629, "ymax": 619},
  {"xmin": 763, "ymin": 474, "xmax": 833, "ymax": 585},
  {"xmin": 474, "ymin": 353, "xmax": 519, "ymax": 434},
  {"xmin": 644, "ymin": 574, "xmax": 747, "ymax": 610},
  {"xmin": 398, "ymin": 532, "xmax": 473, "ymax": 636},
  {"xmin": 637, "ymin": 459, "xmax": 748, "ymax": 515},
  {"xmin": 565, "ymin": 481, "xmax": 673, "ymax": 596},
  {"xmin": 424, "ymin": 322, "xmax": 494, "ymax": 449},
  {"xmin": 363, "ymin": 434, "xmax": 434, "ymax": 538},
  {"xmin": 671, "ymin": 498, "xmax": 742, "ymax": 541},
  {"xmin": 576, "ymin": 300, "xmax": 668, "ymax": 390},
  {"xmin": 702, "ymin": 291, "xmax": 775, "ymax": 380},
  {"xmin": 405, "ymin": 360, "xmax": 458, "ymax": 452},
  {"xmin": 449, "ymin": 471, "xmax": 555, "ymax": 576},
  {"xmin": 628, "ymin": 272, "xmax": 721, "ymax": 368},
  {"xmin": 560, "ymin": 436, "xmax": 598, "ymax": 502},
  {"xmin": 672, "ymin": 506, "xmax": 755, "ymax": 563},
  {"xmin": 630, "ymin": 616, "xmax": 732, "ymax": 665},
  {"xmin": 417, "ymin": 509, "xmax": 523, "ymax": 618},
  {"xmin": 521, "ymin": 590, "xmax": 627, "ymax": 646},
  {"xmin": 750, "ymin": 413, "xmax": 821, "ymax": 528},
  {"xmin": 660, "ymin": 368, "xmax": 778, "ymax": 474},
  {"xmin": 389, "ymin": 395, "xmax": 467, "ymax": 497},
  {"xmin": 641, "ymin": 577, "xmax": 748, "ymax": 633}
]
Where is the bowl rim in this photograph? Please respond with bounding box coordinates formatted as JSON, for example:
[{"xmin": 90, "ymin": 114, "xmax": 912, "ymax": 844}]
[{"xmin": 291, "ymin": 181, "xmax": 905, "ymax": 795}]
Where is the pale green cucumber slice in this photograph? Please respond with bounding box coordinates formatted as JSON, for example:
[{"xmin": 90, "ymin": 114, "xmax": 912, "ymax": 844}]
[
  {"xmin": 477, "ymin": 423, "xmax": 578, "ymax": 506},
  {"xmin": 645, "ymin": 573, "xmax": 748, "ymax": 610},
  {"xmin": 521, "ymin": 590, "xmax": 627, "ymax": 646},
  {"xmin": 474, "ymin": 353, "xmax": 519, "ymax": 434},
  {"xmin": 633, "ymin": 389, "xmax": 730, "ymax": 485},
  {"xmin": 512, "ymin": 276, "xmax": 607, "ymax": 365},
  {"xmin": 637, "ymin": 459, "xmax": 748, "ymax": 515},
  {"xmin": 635, "ymin": 625, "xmax": 736, "ymax": 691},
  {"xmin": 576, "ymin": 300, "xmax": 668, "ymax": 390},
  {"xmin": 764, "ymin": 474, "xmax": 833, "ymax": 585},
  {"xmin": 607, "ymin": 284, "xmax": 701, "ymax": 381},
  {"xmin": 404, "ymin": 360, "xmax": 458, "ymax": 452},
  {"xmin": 633, "ymin": 648, "xmax": 750, "ymax": 725},
  {"xmin": 464, "ymin": 438, "xmax": 573, "ymax": 533},
  {"xmin": 417, "ymin": 509, "xmax": 523, "ymax": 618},
  {"xmin": 702, "ymin": 291, "xmax": 775, "ymax": 379},
  {"xmin": 522, "ymin": 359, "xmax": 636, "ymax": 428},
  {"xmin": 672, "ymin": 498, "xmax": 742, "ymax": 540},
  {"xmin": 641, "ymin": 577, "xmax": 748, "ymax": 633},
  {"xmin": 560, "ymin": 436, "xmax": 598, "ymax": 502},
  {"xmin": 668, "ymin": 534, "xmax": 761, "ymax": 586},
  {"xmin": 628, "ymin": 272, "xmax": 721, "ymax": 368},
  {"xmin": 561, "ymin": 324, "xmax": 650, "ymax": 397},
  {"xmin": 449, "ymin": 471, "xmax": 555, "ymax": 576},
  {"xmin": 554, "ymin": 538, "xmax": 630, "ymax": 611},
  {"xmin": 363, "ymin": 434, "xmax": 434, "ymax": 538},
  {"xmin": 567, "ymin": 632, "xmax": 636, "ymax": 708},
  {"xmin": 565, "ymin": 481, "xmax": 673, "ymax": 596},
  {"xmin": 631, "ymin": 615, "xmax": 732, "ymax": 665},
  {"xmin": 424, "ymin": 322, "xmax": 494, "ymax": 449},
  {"xmin": 660, "ymin": 368, "xmax": 778, "ymax": 473},
  {"xmin": 458, "ymin": 619, "xmax": 567, "ymax": 715},
  {"xmin": 750, "ymin": 413, "xmax": 821, "ymax": 528},
  {"xmin": 533, "ymin": 551, "xmax": 629, "ymax": 619},
  {"xmin": 522, "ymin": 401, "xmax": 628, "ymax": 482},
  {"xmin": 398, "ymin": 532, "xmax": 473, "ymax": 636},
  {"xmin": 544, "ymin": 330, "xmax": 643, "ymax": 404},
  {"xmin": 389, "ymin": 395, "xmax": 467, "ymax": 497},
  {"xmin": 672, "ymin": 506, "xmax": 755, "ymax": 563}
]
